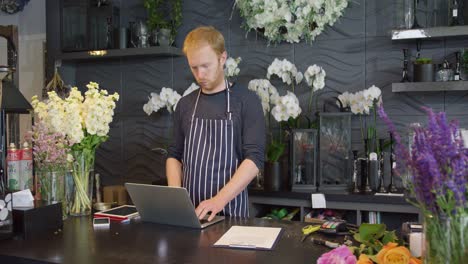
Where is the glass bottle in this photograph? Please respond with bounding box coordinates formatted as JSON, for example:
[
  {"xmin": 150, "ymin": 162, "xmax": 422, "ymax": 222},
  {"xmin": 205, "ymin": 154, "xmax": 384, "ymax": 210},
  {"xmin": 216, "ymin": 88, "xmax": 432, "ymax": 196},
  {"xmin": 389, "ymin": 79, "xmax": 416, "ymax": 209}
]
[
  {"xmin": 388, "ymin": 132, "xmax": 398, "ymax": 193},
  {"xmin": 352, "ymin": 150, "xmax": 360, "ymax": 194},
  {"xmin": 362, "ymin": 139, "xmax": 373, "ymax": 194},
  {"xmin": 377, "ymin": 139, "xmax": 387, "ymax": 193},
  {"xmin": 455, "ymin": 51, "xmax": 462, "ymax": 81}
]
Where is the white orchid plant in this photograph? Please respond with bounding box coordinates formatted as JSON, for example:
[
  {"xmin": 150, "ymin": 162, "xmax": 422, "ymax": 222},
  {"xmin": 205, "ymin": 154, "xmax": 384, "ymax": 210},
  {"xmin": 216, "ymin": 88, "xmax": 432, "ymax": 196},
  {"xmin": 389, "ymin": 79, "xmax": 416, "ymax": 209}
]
[
  {"xmin": 337, "ymin": 85, "xmax": 382, "ymax": 154},
  {"xmin": 235, "ymin": 0, "xmax": 348, "ymax": 44},
  {"xmin": 249, "ymin": 58, "xmax": 311, "ymax": 162}
]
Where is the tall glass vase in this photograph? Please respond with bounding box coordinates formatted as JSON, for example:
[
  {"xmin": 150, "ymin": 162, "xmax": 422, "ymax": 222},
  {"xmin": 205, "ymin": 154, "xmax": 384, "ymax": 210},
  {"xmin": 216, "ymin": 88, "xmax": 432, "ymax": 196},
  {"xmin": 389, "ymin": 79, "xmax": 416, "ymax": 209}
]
[
  {"xmin": 423, "ymin": 212, "xmax": 468, "ymax": 263},
  {"xmin": 38, "ymin": 169, "xmax": 67, "ymax": 219},
  {"xmin": 69, "ymin": 148, "xmax": 95, "ymax": 216}
]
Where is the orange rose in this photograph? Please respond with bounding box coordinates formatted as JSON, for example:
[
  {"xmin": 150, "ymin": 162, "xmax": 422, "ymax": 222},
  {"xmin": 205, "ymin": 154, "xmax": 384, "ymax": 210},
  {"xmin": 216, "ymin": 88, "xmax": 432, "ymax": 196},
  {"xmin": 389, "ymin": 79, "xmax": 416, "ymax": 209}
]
[
  {"xmin": 357, "ymin": 254, "xmax": 373, "ymax": 264},
  {"xmin": 409, "ymin": 257, "xmax": 422, "ymax": 264},
  {"xmin": 376, "ymin": 242, "xmax": 411, "ymax": 264}
]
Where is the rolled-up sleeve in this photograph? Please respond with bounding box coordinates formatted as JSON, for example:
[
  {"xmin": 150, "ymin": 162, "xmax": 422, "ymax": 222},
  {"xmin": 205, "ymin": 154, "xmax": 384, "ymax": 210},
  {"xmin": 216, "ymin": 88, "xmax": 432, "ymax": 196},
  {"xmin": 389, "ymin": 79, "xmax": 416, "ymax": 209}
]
[
  {"xmin": 167, "ymin": 101, "xmax": 184, "ymax": 162},
  {"xmin": 241, "ymin": 91, "xmax": 266, "ymax": 170}
]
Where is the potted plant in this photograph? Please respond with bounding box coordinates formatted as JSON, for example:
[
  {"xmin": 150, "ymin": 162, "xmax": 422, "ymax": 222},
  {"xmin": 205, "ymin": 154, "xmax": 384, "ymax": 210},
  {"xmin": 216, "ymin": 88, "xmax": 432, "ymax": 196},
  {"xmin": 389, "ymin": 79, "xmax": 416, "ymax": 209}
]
[
  {"xmin": 143, "ymin": 0, "xmax": 182, "ymax": 46},
  {"xmin": 413, "ymin": 57, "xmax": 434, "ymax": 82}
]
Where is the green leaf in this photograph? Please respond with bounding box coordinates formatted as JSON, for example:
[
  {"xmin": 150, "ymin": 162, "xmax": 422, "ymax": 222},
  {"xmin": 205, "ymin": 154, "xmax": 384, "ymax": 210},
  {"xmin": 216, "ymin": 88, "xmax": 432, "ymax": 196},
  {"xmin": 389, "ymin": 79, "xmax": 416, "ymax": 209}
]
[
  {"xmin": 382, "ymin": 230, "xmax": 398, "ymax": 245},
  {"xmin": 266, "ymin": 140, "xmax": 285, "ymax": 162},
  {"xmin": 277, "ymin": 208, "xmax": 288, "ymax": 219},
  {"xmin": 359, "ymin": 223, "xmax": 386, "ymax": 242}
]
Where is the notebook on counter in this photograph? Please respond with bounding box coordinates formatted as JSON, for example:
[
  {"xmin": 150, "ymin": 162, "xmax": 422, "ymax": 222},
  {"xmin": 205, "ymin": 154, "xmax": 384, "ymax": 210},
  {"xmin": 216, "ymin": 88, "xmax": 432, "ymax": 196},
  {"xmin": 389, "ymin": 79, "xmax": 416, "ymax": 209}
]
[{"xmin": 213, "ymin": 226, "xmax": 283, "ymax": 250}]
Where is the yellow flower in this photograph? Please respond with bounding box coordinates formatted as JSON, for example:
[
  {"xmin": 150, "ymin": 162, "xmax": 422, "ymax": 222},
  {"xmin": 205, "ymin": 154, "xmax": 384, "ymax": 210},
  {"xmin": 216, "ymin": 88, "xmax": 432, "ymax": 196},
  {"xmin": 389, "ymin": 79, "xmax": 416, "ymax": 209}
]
[
  {"xmin": 357, "ymin": 254, "xmax": 373, "ymax": 264},
  {"xmin": 376, "ymin": 242, "xmax": 411, "ymax": 264}
]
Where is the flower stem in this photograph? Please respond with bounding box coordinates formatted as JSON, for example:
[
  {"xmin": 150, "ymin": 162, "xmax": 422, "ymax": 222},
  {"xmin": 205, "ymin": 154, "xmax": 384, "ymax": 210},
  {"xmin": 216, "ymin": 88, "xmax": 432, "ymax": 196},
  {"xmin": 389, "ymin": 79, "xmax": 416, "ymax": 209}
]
[{"xmin": 308, "ymin": 90, "xmax": 314, "ymax": 114}]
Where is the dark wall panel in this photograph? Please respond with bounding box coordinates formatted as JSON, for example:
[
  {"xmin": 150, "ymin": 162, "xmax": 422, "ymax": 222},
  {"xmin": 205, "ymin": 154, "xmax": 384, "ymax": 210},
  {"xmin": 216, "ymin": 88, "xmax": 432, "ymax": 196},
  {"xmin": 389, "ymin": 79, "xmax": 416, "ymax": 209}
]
[{"xmin": 60, "ymin": 0, "xmax": 468, "ymax": 186}]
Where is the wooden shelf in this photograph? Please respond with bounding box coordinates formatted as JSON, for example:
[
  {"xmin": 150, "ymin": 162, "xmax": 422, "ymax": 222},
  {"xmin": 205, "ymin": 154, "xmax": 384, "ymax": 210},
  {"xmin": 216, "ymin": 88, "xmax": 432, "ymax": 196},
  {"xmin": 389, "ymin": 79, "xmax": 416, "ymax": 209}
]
[
  {"xmin": 57, "ymin": 46, "xmax": 183, "ymax": 61},
  {"xmin": 392, "ymin": 81, "xmax": 468, "ymax": 92},
  {"xmin": 391, "ymin": 25, "xmax": 468, "ymax": 40}
]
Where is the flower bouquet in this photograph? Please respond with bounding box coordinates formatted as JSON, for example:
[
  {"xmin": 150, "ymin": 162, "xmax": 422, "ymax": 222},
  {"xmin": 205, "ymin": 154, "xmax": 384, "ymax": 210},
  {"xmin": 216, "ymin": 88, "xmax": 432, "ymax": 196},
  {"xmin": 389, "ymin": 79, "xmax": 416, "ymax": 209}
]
[
  {"xmin": 32, "ymin": 82, "xmax": 119, "ymax": 216},
  {"xmin": 235, "ymin": 0, "xmax": 348, "ymax": 44},
  {"xmin": 378, "ymin": 106, "xmax": 467, "ymax": 263},
  {"xmin": 28, "ymin": 120, "xmax": 71, "ymax": 217}
]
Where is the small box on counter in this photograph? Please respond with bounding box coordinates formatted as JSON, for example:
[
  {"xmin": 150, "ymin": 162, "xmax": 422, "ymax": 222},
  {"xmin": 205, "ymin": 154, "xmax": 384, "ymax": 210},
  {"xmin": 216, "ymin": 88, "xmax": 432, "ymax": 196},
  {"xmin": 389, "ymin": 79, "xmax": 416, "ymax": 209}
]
[{"xmin": 13, "ymin": 201, "xmax": 63, "ymax": 239}]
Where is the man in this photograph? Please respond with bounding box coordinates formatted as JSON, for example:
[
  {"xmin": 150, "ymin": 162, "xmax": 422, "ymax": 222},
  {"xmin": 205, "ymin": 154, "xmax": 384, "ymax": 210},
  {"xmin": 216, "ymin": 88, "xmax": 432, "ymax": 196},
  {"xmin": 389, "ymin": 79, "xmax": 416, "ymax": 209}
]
[{"xmin": 166, "ymin": 26, "xmax": 265, "ymax": 221}]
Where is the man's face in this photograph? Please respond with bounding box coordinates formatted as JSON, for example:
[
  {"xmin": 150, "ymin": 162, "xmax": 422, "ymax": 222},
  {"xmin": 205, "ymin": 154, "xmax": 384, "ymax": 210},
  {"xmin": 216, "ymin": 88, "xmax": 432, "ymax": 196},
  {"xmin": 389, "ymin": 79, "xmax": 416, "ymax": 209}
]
[{"xmin": 186, "ymin": 44, "xmax": 226, "ymax": 93}]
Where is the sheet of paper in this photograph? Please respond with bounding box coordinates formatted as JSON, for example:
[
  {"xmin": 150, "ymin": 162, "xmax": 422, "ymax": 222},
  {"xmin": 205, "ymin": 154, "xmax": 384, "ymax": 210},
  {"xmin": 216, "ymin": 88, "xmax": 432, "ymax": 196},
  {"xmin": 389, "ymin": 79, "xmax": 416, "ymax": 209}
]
[
  {"xmin": 214, "ymin": 226, "xmax": 282, "ymax": 250},
  {"xmin": 12, "ymin": 189, "xmax": 34, "ymax": 208},
  {"xmin": 311, "ymin": 193, "xmax": 326, "ymax": 208}
]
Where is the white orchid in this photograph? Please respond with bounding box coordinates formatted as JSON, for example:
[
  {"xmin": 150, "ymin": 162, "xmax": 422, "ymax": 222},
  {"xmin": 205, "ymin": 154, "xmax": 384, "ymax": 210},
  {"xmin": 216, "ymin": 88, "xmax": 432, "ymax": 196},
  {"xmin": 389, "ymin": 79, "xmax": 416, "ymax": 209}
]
[
  {"xmin": 271, "ymin": 91, "xmax": 302, "ymax": 122},
  {"xmin": 338, "ymin": 85, "xmax": 383, "ymax": 152},
  {"xmin": 267, "ymin": 58, "xmax": 303, "ymax": 91},
  {"xmin": 235, "ymin": 0, "xmax": 348, "ymax": 44},
  {"xmin": 224, "ymin": 57, "xmax": 242, "ymax": 78},
  {"xmin": 303, "ymin": 64, "xmax": 327, "ymax": 113},
  {"xmin": 248, "ymin": 79, "xmax": 279, "ymax": 115},
  {"xmin": 144, "ymin": 83, "xmax": 203, "ymax": 115}
]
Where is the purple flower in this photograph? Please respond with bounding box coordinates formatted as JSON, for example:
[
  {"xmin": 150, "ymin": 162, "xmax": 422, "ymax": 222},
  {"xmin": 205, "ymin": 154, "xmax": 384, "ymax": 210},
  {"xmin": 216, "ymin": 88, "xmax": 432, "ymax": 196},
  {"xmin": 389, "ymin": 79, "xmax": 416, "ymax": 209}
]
[
  {"xmin": 29, "ymin": 120, "xmax": 71, "ymax": 172},
  {"xmin": 378, "ymin": 105, "xmax": 467, "ymax": 214},
  {"xmin": 317, "ymin": 245, "xmax": 357, "ymax": 264}
]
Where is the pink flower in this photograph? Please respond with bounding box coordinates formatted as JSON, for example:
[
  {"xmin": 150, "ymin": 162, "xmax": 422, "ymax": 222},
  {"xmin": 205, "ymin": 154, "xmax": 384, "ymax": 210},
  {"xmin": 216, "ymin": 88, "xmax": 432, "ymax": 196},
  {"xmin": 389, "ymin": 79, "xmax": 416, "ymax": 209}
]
[{"xmin": 317, "ymin": 245, "xmax": 357, "ymax": 264}]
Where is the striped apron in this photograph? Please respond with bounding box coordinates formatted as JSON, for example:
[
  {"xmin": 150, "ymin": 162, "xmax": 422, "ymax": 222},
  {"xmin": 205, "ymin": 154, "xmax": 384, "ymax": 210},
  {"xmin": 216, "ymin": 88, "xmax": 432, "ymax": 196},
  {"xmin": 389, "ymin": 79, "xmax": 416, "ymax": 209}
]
[{"xmin": 182, "ymin": 80, "xmax": 248, "ymax": 217}]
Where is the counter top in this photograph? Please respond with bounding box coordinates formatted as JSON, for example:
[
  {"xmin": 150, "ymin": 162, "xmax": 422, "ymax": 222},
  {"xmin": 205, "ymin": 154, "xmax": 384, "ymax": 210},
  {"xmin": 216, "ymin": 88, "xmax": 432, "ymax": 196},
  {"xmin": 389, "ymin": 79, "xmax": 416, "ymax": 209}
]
[{"xmin": 0, "ymin": 216, "xmax": 339, "ymax": 264}]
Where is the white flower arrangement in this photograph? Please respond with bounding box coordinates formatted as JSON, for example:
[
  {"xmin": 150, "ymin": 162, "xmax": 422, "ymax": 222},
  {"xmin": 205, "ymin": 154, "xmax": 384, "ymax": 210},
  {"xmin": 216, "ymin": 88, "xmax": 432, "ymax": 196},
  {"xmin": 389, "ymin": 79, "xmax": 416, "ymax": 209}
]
[
  {"xmin": 31, "ymin": 82, "xmax": 119, "ymax": 145},
  {"xmin": 267, "ymin": 58, "xmax": 303, "ymax": 90},
  {"xmin": 143, "ymin": 82, "xmax": 201, "ymax": 116},
  {"xmin": 224, "ymin": 57, "xmax": 242, "ymax": 78},
  {"xmin": 31, "ymin": 81, "xmax": 119, "ymax": 215},
  {"xmin": 235, "ymin": 0, "xmax": 348, "ymax": 44}
]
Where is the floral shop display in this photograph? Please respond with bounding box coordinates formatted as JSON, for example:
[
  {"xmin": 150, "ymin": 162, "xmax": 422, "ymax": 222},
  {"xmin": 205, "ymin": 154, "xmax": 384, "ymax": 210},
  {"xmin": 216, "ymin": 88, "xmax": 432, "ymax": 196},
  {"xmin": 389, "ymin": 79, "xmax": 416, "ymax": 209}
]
[
  {"xmin": 378, "ymin": 106, "xmax": 467, "ymax": 264},
  {"xmin": 337, "ymin": 85, "xmax": 384, "ymax": 194},
  {"xmin": 31, "ymin": 82, "xmax": 119, "ymax": 216},
  {"xmin": 248, "ymin": 58, "xmax": 327, "ymax": 191},
  {"xmin": 235, "ymin": 0, "xmax": 349, "ymax": 44}
]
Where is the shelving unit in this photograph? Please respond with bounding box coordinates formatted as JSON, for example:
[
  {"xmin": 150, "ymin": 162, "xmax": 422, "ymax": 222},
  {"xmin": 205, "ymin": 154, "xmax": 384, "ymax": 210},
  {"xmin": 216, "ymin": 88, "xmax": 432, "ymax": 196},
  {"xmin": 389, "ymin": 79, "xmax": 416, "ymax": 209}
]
[
  {"xmin": 391, "ymin": 25, "xmax": 468, "ymax": 40},
  {"xmin": 56, "ymin": 46, "xmax": 183, "ymax": 62},
  {"xmin": 392, "ymin": 81, "xmax": 468, "ymax": 92},
  {"xmin": 248, "ymin": 190, "xmax": 421, "ymax": 229}
]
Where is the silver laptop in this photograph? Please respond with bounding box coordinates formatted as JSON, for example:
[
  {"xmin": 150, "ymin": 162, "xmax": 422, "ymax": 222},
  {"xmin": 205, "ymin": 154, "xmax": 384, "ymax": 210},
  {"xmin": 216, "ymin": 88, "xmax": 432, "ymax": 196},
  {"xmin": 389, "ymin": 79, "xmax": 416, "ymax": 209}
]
[{"xmin": 125, "ymin": 183, "xmax": 225, "ymax": 229}]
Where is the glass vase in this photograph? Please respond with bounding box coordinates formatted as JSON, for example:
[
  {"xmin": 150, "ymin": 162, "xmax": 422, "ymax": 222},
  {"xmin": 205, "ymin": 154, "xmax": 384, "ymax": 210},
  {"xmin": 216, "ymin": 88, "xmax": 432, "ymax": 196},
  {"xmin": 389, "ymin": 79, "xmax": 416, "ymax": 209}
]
[
  {"xmin": 69, "ymin": 148, "xmax": 95, "ymax": 216},
  {"xmin": 423, "ymin": 213, "xmax": 468, "ymax": 263},
  {"xmin": 37, "ymin": 169, "xmax": 68, "ymax": 219}
]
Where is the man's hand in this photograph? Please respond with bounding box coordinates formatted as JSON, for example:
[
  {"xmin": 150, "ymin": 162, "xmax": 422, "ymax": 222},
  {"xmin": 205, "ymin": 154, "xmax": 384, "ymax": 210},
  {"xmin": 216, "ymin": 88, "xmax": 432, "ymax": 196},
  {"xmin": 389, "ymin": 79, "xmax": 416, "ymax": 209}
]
[{"xmin": 195, "ymin": 196, "xmax": 226, "ymax": 221}]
